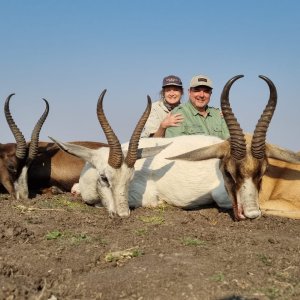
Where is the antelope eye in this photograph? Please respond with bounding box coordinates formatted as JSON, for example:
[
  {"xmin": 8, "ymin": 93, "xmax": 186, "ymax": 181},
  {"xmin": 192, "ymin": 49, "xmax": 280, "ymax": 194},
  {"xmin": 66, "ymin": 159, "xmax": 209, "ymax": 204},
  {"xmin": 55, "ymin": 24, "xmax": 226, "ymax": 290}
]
[
  {"xmin": 99, "ymin": 174, "xmax": 110, "ymax": 187},
  {"xmin": 224, "ymin": 168, "xmax": 236, "ymax": 183},
  {"xmin": 224, "ymin": 168, "xmax": 232, "ymax": 179},
  {"xmin": 7, "ymin": 163, "xmax": 17, "ymax": 174}
]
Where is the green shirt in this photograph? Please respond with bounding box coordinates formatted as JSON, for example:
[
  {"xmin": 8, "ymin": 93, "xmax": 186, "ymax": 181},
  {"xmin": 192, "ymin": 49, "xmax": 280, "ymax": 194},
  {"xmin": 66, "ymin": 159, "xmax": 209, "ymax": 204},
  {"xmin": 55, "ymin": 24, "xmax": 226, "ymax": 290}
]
[{"xmin": 165, "ymin": 100, "xmax": 230, "ymax": 140}]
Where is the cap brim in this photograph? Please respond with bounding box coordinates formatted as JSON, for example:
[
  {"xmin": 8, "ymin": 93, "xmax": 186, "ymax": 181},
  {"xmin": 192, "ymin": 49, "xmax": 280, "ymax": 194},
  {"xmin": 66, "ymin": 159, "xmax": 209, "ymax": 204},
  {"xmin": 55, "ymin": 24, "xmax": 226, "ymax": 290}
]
[
  {"xmin": 190, "ymin": 83, "xmax": 213, "ymax": 89},
  {"xmin": 162, "ymin": 83, "xmax": 183, "ymax": 88}
]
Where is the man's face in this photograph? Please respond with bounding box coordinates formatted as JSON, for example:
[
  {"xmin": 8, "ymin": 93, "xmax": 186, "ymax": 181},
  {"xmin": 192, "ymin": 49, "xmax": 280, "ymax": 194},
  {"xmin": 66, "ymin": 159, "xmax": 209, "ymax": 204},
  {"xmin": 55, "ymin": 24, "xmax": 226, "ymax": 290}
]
[{"xmin": 189, "ymin": 86, "xmax": 212, "ymax": 110}]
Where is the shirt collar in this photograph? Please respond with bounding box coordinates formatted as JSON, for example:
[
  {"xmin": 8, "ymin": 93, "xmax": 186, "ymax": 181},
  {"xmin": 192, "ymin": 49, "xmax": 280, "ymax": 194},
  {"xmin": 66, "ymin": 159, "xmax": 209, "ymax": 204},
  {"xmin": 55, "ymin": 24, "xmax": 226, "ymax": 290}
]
[
  {"xmin": 160, "ymin": 98, "xmax": 180, "ymax": 112},
  {"xmin": 187, "ymin": 100, "xmax": 212, "ymax": 116}
]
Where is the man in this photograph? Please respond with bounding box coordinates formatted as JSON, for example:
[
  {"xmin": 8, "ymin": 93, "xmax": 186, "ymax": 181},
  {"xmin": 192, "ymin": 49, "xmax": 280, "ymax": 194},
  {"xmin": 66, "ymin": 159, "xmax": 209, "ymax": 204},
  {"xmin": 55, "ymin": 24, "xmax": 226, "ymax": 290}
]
[
  {"xmin": 141, "ymin": 75, "xmax": 184, "ymax": 138},
  {"xmin": 165, "ymin": 75, "xmax": 229, "ymax": 140}
]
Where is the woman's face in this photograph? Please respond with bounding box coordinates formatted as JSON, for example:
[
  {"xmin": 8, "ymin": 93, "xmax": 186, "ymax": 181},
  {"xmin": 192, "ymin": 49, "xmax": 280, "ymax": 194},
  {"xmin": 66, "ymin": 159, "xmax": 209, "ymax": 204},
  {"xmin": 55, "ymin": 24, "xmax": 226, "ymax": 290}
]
[{"xmin": 163, "ymin": 86, "xmax": 182, "ymax": 105}]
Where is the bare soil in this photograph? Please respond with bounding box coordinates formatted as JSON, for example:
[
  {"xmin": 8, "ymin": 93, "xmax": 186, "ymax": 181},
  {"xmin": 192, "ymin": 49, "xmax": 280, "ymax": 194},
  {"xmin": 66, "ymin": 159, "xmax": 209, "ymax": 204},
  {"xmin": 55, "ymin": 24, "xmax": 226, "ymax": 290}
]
[{"xmin": 1, "ymin": 193, "xmax": 299, "ymax": 300}]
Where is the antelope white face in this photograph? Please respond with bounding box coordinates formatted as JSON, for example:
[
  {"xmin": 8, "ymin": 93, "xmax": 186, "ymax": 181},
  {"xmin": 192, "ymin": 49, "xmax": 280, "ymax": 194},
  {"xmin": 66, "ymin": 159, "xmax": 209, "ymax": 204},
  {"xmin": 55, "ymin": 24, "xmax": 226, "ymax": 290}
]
[{"xmin": 95, "ymin": 162, "xmax": 134, "ymax": 217}]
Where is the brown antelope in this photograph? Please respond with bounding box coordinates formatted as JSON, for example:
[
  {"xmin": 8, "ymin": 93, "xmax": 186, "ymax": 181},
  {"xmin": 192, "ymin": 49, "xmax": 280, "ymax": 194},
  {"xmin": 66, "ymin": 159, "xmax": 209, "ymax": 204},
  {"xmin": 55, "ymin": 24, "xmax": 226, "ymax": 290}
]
[
  {"xmin": 0, "ymin": 93, "xmax": 108, "ymax": 199},
  {"xmin": 167, "ymin": 75, "xmax": 300, "ymax": 220}
]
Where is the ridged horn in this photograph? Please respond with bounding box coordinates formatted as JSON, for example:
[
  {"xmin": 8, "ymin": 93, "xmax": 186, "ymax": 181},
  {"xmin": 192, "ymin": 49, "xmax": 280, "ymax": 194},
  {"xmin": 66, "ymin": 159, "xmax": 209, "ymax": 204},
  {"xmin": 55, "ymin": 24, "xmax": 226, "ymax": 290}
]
[
  {"xmin": 221, "ymin": 75, "xmax": 246, "ymax": 160},
  {"xmin": 4, "ymin": 94, "xmax": 27, "ymax": 160},
  {"xmin": 125, "ymin": 96, "xmax": 152, "ymax": 168},
  {"xmin": 251, "ymin": 75, "xmax": 277, "ymax": 159},
  {"xmin": 28, "ymin": 98, "xmax": 50, "ymax": 161},
  {"xmin": 96, "ymin": 90, "xmax": 123, "ymax": 169}
]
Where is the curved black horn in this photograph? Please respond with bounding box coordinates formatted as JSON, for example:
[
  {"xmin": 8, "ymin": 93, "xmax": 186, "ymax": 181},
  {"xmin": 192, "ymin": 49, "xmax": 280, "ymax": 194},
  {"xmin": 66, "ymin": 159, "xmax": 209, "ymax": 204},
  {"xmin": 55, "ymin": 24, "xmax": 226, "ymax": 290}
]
[
  {"xmin": 96, "ymin": 90, "xmax": 123, "ymax": 169},
  {"xmin": 4, "ymin": 94, "xmax": 27, "ymax": 160},
  {"xmin": 28, "ymin": 98, "xmax": 50, "ymax": 161},
  {"xmin": 125, "ymin": 96, "xmax": 152, "ymax": 168},
  {"xmin": 221, "ymin": 75, "xmax": 246, "ymax": 160},
  {"xmin": 251, "ymin": 75, "xmax": 277, "ymax": 159}
]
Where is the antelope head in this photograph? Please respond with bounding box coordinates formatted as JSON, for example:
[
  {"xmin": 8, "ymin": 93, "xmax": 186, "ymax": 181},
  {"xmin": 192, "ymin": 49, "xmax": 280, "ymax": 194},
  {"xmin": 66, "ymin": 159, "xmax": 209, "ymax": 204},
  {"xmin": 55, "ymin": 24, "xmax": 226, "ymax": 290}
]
[{"xmin": 0, "ymin": 94, "xmax": 49, "ymax": 199}]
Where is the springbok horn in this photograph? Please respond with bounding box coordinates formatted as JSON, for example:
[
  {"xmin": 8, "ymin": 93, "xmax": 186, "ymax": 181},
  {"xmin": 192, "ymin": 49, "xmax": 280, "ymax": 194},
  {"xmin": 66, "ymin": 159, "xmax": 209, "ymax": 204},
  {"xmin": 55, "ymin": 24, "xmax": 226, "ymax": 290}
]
[
  {"xmin": 28, "ymin": 99, "xmax": 50, "ymax": 162},
  {"xmin": 251, "ymin": 75, "xmax": 277, "ymax": 159},
  {"xmin": 125, "ymin": 96, "xmax": 152, "ymax": 168},
  {"xmin": 4, "ymin": 94, "xmax": 27, "ymax": 160},
  {"xmin": 221, "ymin": 75, "xmax": 246, "ymax": 160},
  {"xmin": 96, "ymin": 90, "xmax": 123, "ymax": 169}
]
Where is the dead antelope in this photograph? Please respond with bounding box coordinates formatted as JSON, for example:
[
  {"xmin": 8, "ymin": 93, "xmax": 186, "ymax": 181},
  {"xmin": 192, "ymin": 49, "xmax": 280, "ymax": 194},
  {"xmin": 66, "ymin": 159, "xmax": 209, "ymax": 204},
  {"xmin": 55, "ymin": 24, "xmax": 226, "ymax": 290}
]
[
  {"xmin": 168, "ymin": 75, "xmax": 300, "ymax": 220},
  {"xmin": 0, "ymin": 94, "xmax": 108, "ymax": 199},
  {"xmin": 50, "ymin": 91, "xmax": 230, "ymax": 217}
]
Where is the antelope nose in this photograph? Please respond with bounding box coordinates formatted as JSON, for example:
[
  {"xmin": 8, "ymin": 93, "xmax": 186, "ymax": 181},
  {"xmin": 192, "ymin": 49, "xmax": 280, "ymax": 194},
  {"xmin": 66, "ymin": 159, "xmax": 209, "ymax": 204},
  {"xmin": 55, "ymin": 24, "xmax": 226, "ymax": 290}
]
[{"xmin": 245, "ymin": 209, "xmax": 261, "ymax": 219}]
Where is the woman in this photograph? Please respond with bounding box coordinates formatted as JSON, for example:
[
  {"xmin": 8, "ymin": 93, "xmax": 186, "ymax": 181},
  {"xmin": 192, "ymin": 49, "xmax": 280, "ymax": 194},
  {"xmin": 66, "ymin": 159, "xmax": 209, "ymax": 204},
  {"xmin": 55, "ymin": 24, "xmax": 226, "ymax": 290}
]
[{"xmin": 141, "ymin": 75, "xmax": 184, "ymax": 138}]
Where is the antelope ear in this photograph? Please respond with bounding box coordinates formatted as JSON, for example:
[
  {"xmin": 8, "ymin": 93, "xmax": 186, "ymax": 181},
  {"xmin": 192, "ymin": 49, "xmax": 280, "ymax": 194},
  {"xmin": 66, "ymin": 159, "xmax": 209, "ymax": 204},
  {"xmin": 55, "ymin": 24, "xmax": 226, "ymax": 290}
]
[
  {"xmin": 137, "ymin": 142, "xmax": 172, "ymax": 159},
  {"xmin": 122, "ymin": 143, "xmax": 172, "ymax": 160},
  {"xmin": 166, "ymin": 141, "xmax": 229, "ymax": 161},
  {"xmin": 49, "ymin": 136, "xmax": 96, "ymax": 164},
  {"xmin": 266, "ymin": 143, "xmax": 300, "ymax": 163}
]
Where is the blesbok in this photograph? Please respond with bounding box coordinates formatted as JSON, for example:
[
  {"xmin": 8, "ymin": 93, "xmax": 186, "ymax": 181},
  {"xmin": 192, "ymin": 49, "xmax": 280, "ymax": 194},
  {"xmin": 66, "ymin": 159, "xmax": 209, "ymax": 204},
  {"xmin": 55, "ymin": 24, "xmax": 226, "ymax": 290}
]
[
  {"xmin": 51, "ymin": 76, "xmax": 300, "ymax": 220},
  {"xmin": 0, "ymin": 94, "xmax": 108, "ymax": 199},
  {"xmin": 167, "ymin": 75, "xmax": 300, "ymax": 220}
]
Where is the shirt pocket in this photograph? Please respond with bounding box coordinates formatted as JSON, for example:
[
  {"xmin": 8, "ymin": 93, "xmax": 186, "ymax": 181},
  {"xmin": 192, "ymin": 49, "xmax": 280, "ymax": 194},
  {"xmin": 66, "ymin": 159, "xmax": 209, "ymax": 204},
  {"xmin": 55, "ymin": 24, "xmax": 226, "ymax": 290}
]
[
  {"xmin": 212, "ymin": 124, "xmax": 224, "ymax": 138},
  {"xmin": 212, "ymin": 124, "xmax": 222, "ymax": 133},
  {"xmin": 183, "ymin": 125, "xmax": 206, "ymax": 135}
]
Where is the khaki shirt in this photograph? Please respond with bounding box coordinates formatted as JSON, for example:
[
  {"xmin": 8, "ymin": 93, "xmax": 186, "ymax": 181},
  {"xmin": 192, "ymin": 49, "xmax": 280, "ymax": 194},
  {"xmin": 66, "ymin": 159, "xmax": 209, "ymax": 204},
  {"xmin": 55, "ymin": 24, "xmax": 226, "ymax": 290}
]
[
  {"xmin": 165, "ymin": 100, "xmax": 230, "ymax": 140},
  {"xmin": 141, "ymin": 99, "xmax": 169, "ymax": 138}
]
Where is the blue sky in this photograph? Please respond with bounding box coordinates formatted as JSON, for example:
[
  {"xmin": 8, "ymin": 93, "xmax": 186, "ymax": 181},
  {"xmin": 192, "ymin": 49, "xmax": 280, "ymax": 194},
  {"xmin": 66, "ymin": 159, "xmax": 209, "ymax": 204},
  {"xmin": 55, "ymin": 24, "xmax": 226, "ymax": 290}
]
[{"xmin": 1, "ymin": 0, "xmax": 299, "ymax": 150}]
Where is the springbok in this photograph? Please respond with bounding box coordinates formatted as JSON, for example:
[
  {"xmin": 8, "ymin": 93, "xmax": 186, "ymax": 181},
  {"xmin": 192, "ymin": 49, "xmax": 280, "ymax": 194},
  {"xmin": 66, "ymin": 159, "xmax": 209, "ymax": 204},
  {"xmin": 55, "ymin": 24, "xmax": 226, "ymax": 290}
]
[
  {"xmin": 168, "ymin": 75, "xmax": 300, "ymax": 220},
  {"xmin": 0, "ymin": 94, "xmax": 108, "ymax": 199},
  {"xmin": 50, "ymin": 90, "xmax": 171, "ymax": 217},
  {"xmin": 51, "ymin": 76, "xmax": 300, "ymax": 220},
  {"xmin": 50, "ymin": 91, "xmax": 231, "ymax": 217}
]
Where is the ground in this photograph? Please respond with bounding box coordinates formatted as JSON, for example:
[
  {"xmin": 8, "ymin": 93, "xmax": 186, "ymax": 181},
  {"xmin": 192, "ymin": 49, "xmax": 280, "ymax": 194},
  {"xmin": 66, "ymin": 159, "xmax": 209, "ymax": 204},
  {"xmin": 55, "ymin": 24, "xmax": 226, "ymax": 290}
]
[{"xmin": 0, "ymin": 193, "xmax": 299, "ymax": 300}]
